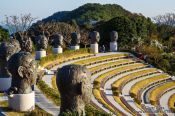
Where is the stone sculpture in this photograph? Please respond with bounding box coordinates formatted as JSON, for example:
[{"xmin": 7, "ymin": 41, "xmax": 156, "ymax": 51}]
[
  {"xmin": 89, "ymin": 31, "xmax": 100, "ymax": 53},
  {"xmin": 70, "ymin": 32, "xmax": 80, "ymax": 46},
  {"xmin": 52, "ymin": 33, "xmax": 63, "ymax": 48},
  {"xmin": 35, "ymin": 34, "xmax": 48, "ymax": 51},
  {"xmin": 7, "ymin": 52, "xmax": 37, "ymax": 94},
  {"xmin": 110, "ymin": 31, "xmax": 118, "ymax": 52},
  {"xmin": 89, "ymin": 31, "xmax": 100, "ymax": 44},
  {"xmin": 0, "ymin": 39, "xmax": 21, "ymax": 78},
  {"xmin": 110, "ymin": 31, "xmax": 118, "ymax": 42},
  {"xmin": 35, "ymin": 34, "xmax": 48, "ymax": 60},
  {"xmin": 56, "ymin": 64, "xmax": 92, "ymax": 116},
  {"xmin": 20, "ymin": 36, "xmax": 33, "ymax": 53}
]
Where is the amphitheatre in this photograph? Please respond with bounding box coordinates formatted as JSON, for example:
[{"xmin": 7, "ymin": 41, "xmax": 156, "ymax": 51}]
[{"xmin": 0, "ymin": 2, "xmax": 175, "ymax": 116}]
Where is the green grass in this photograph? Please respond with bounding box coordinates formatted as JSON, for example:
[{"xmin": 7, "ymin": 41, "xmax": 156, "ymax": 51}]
[{"xmin": 37, "ymin": 80, "xmax": 60, "ymax": 106}]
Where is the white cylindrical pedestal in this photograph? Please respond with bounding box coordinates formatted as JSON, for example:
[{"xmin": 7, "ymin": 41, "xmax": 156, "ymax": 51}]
[
  {"xmin": 52, "ymin": 47, "xmax": 63, "ymax": 54},
  {"xmin": 0, "ymin": 77, "xmax": 11, "ymax": 92},
  {"xmin": 8, "ymin": 91, "xmax": 35, "ymax": 111},
  {"xmin": 35, "ymin": 50, "xmax": 46, "ymax": 60},
  {"xmin": 70, "ymin": 46, "xmax": 80, "ymax": 50},
  {"xmin": 110, "ymin": 42, "xmax": 118, "ymax": 52},
  {"xmin": 91, "ymin": 43, "xmax": 99, "ymax": 54}
]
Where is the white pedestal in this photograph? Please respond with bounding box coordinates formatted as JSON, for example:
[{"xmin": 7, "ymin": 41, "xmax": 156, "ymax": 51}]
[
  {"xmin": 35, "ymin": 50, "xmax": 46, "ymax": 60},
  {"xmin": 110, "ymin": 42, "xmax": 118, "ymax": 52},
  {"xmin": 0, "ymin": 77, "xmax": 11, "ymax": 92},
  {"xmin": 8, "ymin": 91, "xmax": 35, "ymax": 111},
  {"xmin": 52, "ymin": 47, "xmax": 63, "ymax": 54},
  {"xmin": 91, "ymin": 43, "xmax": 99, "ymax": 54},
  {"xmin": 70, "ymin": 46, "xmax": 80, "ymax": 50}
]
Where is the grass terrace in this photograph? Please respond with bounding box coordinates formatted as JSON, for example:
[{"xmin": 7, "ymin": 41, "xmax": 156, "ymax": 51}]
[
  {"xmin": 130, "ymin": 74, "xmax": 169, "ymax": 101},
  {"xmin": 94, "ymin": 63, "xmax": 147, "ymax": 88},
  {"xmin": 112, "ymin": 68, "xmax": 158, "ymax": 94},
  {"xmin": 89, "ymin": 59, "xmax": 136, "ymax": 74},
  {"xmin": 149, "ymin": 81, "xmax": 175, "ymax": 106},
  {"xmin": 168, "ymin": 93, "xmax": 175, "ymax": 113},
  {"xmin": 38, "ymin": 48, "xmax": 93, "ymax": 67},
  {"xmin": 93, "ymin": 89, "xmax": 119, "ymax": 115},
  {"xmin": 73, "ymin": 53, "xmax": 129, "ymax": 66}
]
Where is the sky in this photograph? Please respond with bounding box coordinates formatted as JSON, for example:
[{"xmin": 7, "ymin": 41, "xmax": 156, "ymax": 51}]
[{"xmin": 0, "ymin": 0, "xmax": 175, "ymax": 24}]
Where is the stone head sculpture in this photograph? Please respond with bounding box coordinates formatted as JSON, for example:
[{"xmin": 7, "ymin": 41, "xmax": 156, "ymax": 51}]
[
  {"xmin": 0, "ymin": 39, "xmax": 21, "ymax": 77},
  {"xmin": 56, "ymin": 64, "xmax": 91, "ymax": 116},
  {"xmin": 70, "ymin": 32, "xmax": 81, "ymax": 46},
  {"xmin": 35, "ymin": 35, "xmax": 48, "ymax": 51},
  {"xmin": 89, "ymin": 31, "xmax": 100, "ymax": 44},
  {"xmin": 19, "ymin": 36, "xmax": 33, "ymax": 53},
  {"xmin": 110, "ymin": 31, "xmax": 118, "ymax": 42},
  {"xmin": 7, "ymin": 52, "xmax": 37, "ymax": 94},
  {"xmin": 52, "ymin": 34, "xmax": 63, "ymax": 48}
]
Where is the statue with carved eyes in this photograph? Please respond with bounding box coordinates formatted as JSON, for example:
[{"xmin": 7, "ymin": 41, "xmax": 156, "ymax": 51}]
[
  {"xmin": 51, "ymin": 34, "xmax": 63, "ymax": 48},
  {"xmin": 110, "ymin": 31, "xmax": 118, "ymax": 42},
  {"xmin": 70, "ymin": 32, "xmax": 81, "ymax": 46},
  {"xmin": 0, "ymin": 39, "xmax": 21, "ymax": 78},
  {"xmin": 7, "ymin": 52, "xmax": 37, "ymax": 95},
  {"xmin": 56, "ymin": 64, "xmax": 92, "ymax": 116},
  {"xmin": 89, "ymin": 31, "xmax": 100, "ymax": 44},
  {"xmin": 35, "ymin": 35, "xmax": 48, "ymax": 51}
]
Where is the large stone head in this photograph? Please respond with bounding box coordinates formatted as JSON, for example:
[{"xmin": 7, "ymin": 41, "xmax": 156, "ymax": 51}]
[
  {"xmin": 7, "ymin": 52, "xmax": 37, "ymax": 94},
  {"xmin": 56, "ymin": 64, "xmax": 91, "ymax": 115},
  {"xmin": 52, "ymin": 34, "xmax": 63, "ymax": 48},
  {"xmin": 35, "ymin": 35, "xmax": 48, "ymax": 51},
  {"xmin": 110, "ymin": 31, "xmax": 118, "ymax": 42},
  {"xmin": 19, "ymin": 36, "xmax": 33, "ymax": 53},
  {"xmin": 89, "ymin": 31, "xmax": 100, "ymax": 44},
  {"xmin": 70, "ymin": 32, "xmax": 81, "ymax": 46},
  {"xmin": 0, "ymin": 39, "xmax": 21, "ymax": 77}
]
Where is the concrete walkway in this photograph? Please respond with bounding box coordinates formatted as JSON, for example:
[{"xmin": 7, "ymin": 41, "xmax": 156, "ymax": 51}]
[
  {"xmin": 159, "ymin": 89, "xmax": 175, "ymax": 116},
  {"xmin": 35, "ymin": 86, "xmax": 60, "ymax": 116}
]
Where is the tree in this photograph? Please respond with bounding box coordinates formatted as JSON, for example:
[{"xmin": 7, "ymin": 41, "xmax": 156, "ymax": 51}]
[
  {"xmin": 5, "ymin": 13, "xmax": 36, "ymax": 38},
  {"xmin": 0, "ymin": 26, "xmax": 9, "ymax": 42},
  {"xmin": 153, "ymin": 13, "xmax": 175, "ymax": 27}
]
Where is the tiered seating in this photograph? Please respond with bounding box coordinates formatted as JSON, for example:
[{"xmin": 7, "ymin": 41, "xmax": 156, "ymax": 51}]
[
  {"xmin": 130, "ymin": 74, "xmax": 170, "ymax": 103},
  {"xmin": 93, "ymin": 89, "xmax": 121, "ymax": 115},
  {"xmin": 149, "ymin": 81, "xmax": 175, "ymax": 106},
  {"xmin": 89, "ymin": 59, "xmax": 136, "ymax": 75},
  {"xmin": 112, "ymin": 68, "xmax": 159, "ymax": 95},
  {"xmin": 168, "ymin": 93, "xmax": 175, "ymax": 112},
  {"xmin": 94, "ymin": 63, "xmax": 147, "ymax": 88},
  {"xmin": 93, "ymin": 63, "xmax": 149, "ymax": 115},
  {"xmin": 74, "ymin": 53, "xmax": 129, "ymax": 66}
]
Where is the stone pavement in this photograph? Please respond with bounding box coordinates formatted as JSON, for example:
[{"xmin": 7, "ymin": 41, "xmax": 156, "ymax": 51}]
[{"xmin": 35, "ymin": 86, "xmax": 60, "ymax": 116}]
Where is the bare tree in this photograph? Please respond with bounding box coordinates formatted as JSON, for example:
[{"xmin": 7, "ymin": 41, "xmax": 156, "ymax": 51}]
[
  {"xmin": 5, "ymin": 13, "xmax": 37, "ymax": 37},
  {"xmin": 153, "ymin": 13, "xmax": 175, "ymax": 26}
]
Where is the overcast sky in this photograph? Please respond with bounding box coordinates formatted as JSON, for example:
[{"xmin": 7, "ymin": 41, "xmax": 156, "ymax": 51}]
[{"xmin": 0, "ymin": 0, "xmax": 175, "ymax": 23}]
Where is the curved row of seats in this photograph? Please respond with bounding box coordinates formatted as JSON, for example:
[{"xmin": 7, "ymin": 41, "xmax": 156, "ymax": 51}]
[
  {"xmin": 149, "ymin": 81, "xmax": 175, "ymax": 106},
  {"xmin": 168, "ymin": 93, "xmax": 175, "ymax": 113},
  {"xmin": 129, "ymin": 74, "xmax": 170, "ymax": 103},
  {"xmin": 112, "ymin": 68, "xmax": 159, "ymax": 95}
]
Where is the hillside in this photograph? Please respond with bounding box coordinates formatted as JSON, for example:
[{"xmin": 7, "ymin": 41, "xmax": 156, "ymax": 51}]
[{"xmin": 42, "ymin": 3, "xmax": 131, "ymax": 24}]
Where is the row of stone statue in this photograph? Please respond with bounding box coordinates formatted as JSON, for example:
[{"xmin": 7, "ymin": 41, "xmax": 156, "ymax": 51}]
[
  {"xmin": 0, "ymin": 38, "xmax": 91, "ymax": 115},
  {"xmin": 36, "ymin": 31, "xmax": 118, "ymax": 59}
]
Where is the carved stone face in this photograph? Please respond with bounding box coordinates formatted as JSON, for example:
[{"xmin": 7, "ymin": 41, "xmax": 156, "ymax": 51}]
[
  {"xmin": 110, "ymin": 31, "xmax": 118, "ymax": 42},
  {"xmin": 71, "ymin": 32, "xmax": 81, "ymax": 46},
  {"xmin": 56, "ymin": 64, "xmax": 91, "ymax": 115},
  {"xmin": 89, "ymin": 31, "xmax": 100, "ymax": 44},
  {"xmin": 20, "ymin": 37, "xmax": 33, "ymax": 53},
  {"xmin": 35, "ymin": 35, "xmax": 48, "ymax": 51},
  {"xmin": 0, "ymin": 39, "xmax": 21, "ymax": 77},
  {"xmin": 52, "ymin": 34, "xmax": 63, "ymax": 48},
  {"xmin": 7, "ymin": 52, "xmax": 37, "ymax": 94}
]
